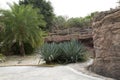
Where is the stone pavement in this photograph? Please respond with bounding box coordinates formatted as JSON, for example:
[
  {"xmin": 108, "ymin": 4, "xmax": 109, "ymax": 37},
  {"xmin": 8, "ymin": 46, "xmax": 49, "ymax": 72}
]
[{"xmin": 0, "ymin": 66, "xmax": 104, "ymax": 80}]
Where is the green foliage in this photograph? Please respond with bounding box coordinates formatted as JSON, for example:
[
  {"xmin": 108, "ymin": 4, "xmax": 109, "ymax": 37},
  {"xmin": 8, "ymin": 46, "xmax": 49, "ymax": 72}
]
[
  {"xmin": 0, "ymin": 53, "xmax": 6, "ymax": 62},
  {"xmin": 51, "ymin": 12, "xmax": 98, "ymax": 30},
  {"xmin": 40, "ymin": 43, "xmax": 60, "ymax": 64},
  {"xmin": 0, "ymin": 42, "xmax": 11, "ymax": 55},
  {"xmin": 19, "ymin": 0, "xmax": 54, "ymax": 30},
  {"xmin": 52, "ymin": 16, "xmax": 67, "ymax": 30},
  {"xmin": 0, "ymin": 23, "xmax": 4, "ymax": 43},
  {"xmin": 24, "ymin": 43, "xmax": 35, "ymax": 55},
  {"xmin": 59, "ymin": 40, "xmax": 88, "ymax": 63},
  {"xmin": 12, "ymin": 42, "xmax": 35, "ymax": 55},
  {"xmin": 0, "ymin": 3, "xmax": 46, "ymax": 55},
  {"xmin": 66, "ymin": 17, "xmax": 84, "ymax": 28},
  {"xmin": 82, "ymin": 12, "xmax": 98, "ymax": 27},
  {"xmin": 0, "ymin": 54, "xmax": 3, "ymax": 58},
  {"xmin": 40, "ymin": 40, "xmax": 88, "ymax": 64}
]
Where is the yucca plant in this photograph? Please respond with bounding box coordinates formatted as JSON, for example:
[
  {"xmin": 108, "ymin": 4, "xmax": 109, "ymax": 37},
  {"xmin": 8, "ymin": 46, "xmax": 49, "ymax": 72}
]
[
  {"xmin": 59, "ymin": 39, "xmax": 88, "ymax": 63},
  {"xmin": 40, "ymin": 43, "xmax": 60, "ymax": 64}
]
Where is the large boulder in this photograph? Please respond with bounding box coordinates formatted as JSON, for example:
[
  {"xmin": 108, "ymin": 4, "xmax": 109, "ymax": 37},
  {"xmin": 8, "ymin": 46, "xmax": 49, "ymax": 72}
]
[{"xmin": 91, "ymin": 9, "xmax": 120, "ymax": 80}]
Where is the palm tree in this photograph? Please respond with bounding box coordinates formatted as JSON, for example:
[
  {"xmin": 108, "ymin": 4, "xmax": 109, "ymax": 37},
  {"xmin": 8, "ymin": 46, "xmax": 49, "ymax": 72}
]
[{"xmin": 0, "ymin": 3, "xmax": 46, "ymax": 56}]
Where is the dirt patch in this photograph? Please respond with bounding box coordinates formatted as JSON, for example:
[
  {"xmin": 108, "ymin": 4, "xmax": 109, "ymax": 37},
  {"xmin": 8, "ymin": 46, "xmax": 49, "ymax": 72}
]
[{"xmin": 0, "ymin": 54, "xmax": 44, "ymax": 66}]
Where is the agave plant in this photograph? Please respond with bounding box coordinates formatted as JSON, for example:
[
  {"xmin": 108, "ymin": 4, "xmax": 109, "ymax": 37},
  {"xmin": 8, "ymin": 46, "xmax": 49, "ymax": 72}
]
[
  {"xmin": 59, "ymin": 39, "xmax": 88, "ymax": 63},
  {"xmin": 40, "ymin": 43, "xmax": 60, "ymax": 64},
  {"xmin": 40, "ymin": 39, "xmax": 88, "ymax": 64}
]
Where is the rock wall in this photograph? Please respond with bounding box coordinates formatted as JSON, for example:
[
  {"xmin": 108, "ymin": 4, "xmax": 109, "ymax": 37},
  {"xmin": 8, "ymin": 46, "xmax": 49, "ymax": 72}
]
[{"xmin": 91, "ymin": 9, "xmax": 120, "ymax": 79}]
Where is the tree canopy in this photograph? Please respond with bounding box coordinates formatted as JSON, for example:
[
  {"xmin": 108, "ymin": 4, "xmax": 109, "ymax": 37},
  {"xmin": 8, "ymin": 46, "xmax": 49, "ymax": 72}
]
[{"xmin": 19, "ymin": 0, "xmax": 54, "ymax": 30}]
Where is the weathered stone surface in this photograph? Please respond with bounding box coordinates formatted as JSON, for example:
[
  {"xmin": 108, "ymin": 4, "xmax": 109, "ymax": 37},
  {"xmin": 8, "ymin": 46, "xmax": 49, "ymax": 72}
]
[
  {"xmin": 92, "ymin": 9, "xmax": 120, "ymax": 80},
  {"xmin": 44, "ymin": 34, "xmax": 92, "ymax": 43},
  {"xmin": 44, "ymin": 28, "xmax": 92, "ymax": 43}
]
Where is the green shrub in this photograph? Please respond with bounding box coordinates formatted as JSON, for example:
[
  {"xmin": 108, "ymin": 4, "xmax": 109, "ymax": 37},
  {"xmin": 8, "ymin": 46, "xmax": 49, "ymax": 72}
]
[
  {"xmin": 66, "ymin": 17, "xmax": 84, "ymax": 28},
  {"xmin": 0, "ymin": 53, "xmax": 3, "ymax": 59},
  {"xmin": 59, "ymin": 40, "xmax": 88, "ymax": 63},
  {"xmin": 0, "ymin": 42, "xmax": 12, "ymax": 55},
  {"xmin": 40, "ymin": 40, "xmax": 88, "ymax": 64},
  {"xmin": 12, "ymin": 42, "xmax": 35, "ymax": 55},
  {"xmin": 0, "ymin": 53, "xmax": 6, "ymax": 62},
  {"xmin": 40, "ymin": 43, "xmax": 60, "ymax": 64},
  {"xmin": 24, "ymin": 43, "xmax": 35, "ymax": 55},
  {"xmin": 52, "ymin": 16, "xmax": 67, "ymax": 30}
]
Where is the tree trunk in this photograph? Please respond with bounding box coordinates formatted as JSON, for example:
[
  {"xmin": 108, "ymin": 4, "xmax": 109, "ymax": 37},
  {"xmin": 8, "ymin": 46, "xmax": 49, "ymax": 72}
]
[{"xmin": 19, "ymin": 42, "xmax": 25, "ymax": 56}]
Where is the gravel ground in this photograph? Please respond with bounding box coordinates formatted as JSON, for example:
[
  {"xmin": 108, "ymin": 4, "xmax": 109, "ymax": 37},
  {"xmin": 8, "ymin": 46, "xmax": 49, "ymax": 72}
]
[{"xmin": 0, "ymin": 54, "xmax": 44, "ymax": 66}]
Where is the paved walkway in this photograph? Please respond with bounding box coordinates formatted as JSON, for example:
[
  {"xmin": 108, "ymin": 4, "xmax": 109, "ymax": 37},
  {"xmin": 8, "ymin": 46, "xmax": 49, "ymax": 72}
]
[{"xmin": 0, "ymin": 66, "xmax": 104, "ymax": 80}]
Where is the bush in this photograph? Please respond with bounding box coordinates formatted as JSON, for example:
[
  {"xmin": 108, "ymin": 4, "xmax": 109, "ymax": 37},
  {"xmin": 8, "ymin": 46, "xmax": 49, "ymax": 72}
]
[
  {"xmin": 59, "ymin": 40, "xmax": 88, "ymax": 63},
  {"xmin": 40, "ymin": 40, "xmax": 88, "ymax": 64},
  {"xmin": 0, "ymin": 53, "xmax": 6, "ymax": 62},
  {"xmin": 12, "ymin": 42, "xmax": 35, "ymax": 55},
  {"xmin": 40, "ymin": 43, "xmax": 60, "ymax": 64},
  {"xmin": 52, "ymin": 16, "xmax": 67, "ymax": 30},
  {"xmin": 66, "ymin": 17, "xmax": 84, "ymax": 28},
  {"xmin": 0, "ymin": 42, "xmax": 12, "ymax": 55}
]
